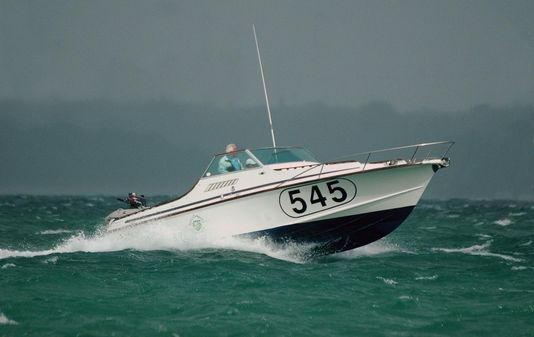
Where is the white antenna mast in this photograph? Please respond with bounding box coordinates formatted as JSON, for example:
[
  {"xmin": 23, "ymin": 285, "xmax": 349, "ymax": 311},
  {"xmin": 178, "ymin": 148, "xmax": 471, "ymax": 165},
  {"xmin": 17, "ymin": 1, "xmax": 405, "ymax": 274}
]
[{"xmin": 253, "ymin": 24, "xmax": 277, "ymax": 148}]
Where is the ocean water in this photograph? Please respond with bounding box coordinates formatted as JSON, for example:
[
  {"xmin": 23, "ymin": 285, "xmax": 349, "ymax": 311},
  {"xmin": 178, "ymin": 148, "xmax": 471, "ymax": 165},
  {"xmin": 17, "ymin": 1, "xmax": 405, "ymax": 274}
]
[{"xmin": 0, "ymin": 196, "xmax": 533, "ymax": 337}]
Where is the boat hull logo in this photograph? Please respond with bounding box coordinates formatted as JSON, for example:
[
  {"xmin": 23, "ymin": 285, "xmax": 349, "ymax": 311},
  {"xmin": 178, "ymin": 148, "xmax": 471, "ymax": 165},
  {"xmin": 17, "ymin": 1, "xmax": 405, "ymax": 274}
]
[{"xmin": 189, "ymin": 215, "xmax": 204, "ymax": 231}]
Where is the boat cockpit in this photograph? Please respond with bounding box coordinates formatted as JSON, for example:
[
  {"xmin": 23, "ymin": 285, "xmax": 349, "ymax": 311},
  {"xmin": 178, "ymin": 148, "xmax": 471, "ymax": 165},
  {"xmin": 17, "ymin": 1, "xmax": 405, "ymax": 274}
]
[{"xmin": 202, "ymin": 147, "xmax": 319, "ymax": 178}]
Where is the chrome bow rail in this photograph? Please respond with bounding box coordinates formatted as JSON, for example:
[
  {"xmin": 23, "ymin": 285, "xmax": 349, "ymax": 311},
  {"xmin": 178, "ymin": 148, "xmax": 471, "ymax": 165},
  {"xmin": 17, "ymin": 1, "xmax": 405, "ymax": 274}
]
[
  {"xmin": 330, "ymin": 141, "xmax": 455, "ymax": 170},
  {"xmin": 276, "ymin": 141, "xmax": 455, "ymax": 187}
]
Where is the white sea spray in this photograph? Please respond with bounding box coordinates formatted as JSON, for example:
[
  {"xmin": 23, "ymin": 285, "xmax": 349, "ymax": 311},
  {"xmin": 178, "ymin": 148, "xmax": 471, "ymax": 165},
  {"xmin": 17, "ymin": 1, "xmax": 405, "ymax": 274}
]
[
  {"xmin": 336, "ymin": 242, "xmax": 399, "ymax": 258},
  {"xmin": 415, "ymin": 275, "xmax": 438, "ymax": 281},
  {"xmin": 1, "ymin": 263, "xmax": 16, "ymax": 269},
  {"xmin": 376, "ymin": 276, "xmax": 398, "ymax": 285},
  {"xmin": 432, "ymin": 240, "xmax": 523, "ymax": 262},
  {"xmin": 43, "ymin": 256, "xmax": 59, "ymax": 264},
  {"xmin": 509, "ymin": 212, "xmax": 527, "ymax": 217},
  {"xmin": 0, "ymin": 312, "xmax": 18, "ymax": 325},
  {"xmin": 398, "ymin": 295, "xmax": 418, "ymax": 301},
  {"xmin": 1, "ymin": 221, "xmax": 315, "ymax": 264},
  {"xmin": 37, "ymin": 229, "xmax": 77, "ymax": 235},
  {"xmin": 494, "ymin": 218, "xmax": 512, "ymax": 226}
]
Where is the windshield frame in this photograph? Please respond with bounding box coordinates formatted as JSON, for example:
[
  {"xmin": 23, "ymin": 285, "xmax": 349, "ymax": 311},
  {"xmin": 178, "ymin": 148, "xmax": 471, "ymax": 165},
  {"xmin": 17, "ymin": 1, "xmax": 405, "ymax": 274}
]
[
  {"xmin": 201, "ymin": 149, "xmax": 263, "ymax": 178},
  {"xmin": 201, "ymin": 146, "xmax": 319, "ymax": 179}
]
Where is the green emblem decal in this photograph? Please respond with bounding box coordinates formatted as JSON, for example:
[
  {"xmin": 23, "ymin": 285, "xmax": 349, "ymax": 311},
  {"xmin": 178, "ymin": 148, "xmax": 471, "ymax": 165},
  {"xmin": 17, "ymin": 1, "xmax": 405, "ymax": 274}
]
[{"xmin": 190, "ymin": 215, "xmax": 204, "ymax": 231}]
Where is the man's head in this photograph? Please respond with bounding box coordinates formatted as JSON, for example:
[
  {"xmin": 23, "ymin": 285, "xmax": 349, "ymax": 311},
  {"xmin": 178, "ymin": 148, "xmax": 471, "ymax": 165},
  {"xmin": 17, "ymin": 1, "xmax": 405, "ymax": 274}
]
[{"xmin": 225, "ymin": 143, "xmax": 237, "ymax": 153}]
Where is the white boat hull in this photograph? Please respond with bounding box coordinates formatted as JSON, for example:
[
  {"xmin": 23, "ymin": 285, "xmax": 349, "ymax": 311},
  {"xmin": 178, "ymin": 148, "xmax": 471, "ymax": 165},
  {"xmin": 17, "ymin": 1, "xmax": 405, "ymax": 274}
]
[{"xmin": 106, "ymin": 159, "xmax": 443, "ymax": 255}]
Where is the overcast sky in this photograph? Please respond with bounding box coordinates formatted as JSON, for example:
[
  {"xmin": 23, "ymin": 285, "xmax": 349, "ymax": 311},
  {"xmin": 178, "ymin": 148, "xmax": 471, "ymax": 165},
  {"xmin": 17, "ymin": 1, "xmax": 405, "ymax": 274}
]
[
  {"xmin": 1, "ymin": 1, "xmax": 533, "ymax": 198},
  {"xmin": 1, "ymin": 0, "xmax": 533, "ymax": 111}
]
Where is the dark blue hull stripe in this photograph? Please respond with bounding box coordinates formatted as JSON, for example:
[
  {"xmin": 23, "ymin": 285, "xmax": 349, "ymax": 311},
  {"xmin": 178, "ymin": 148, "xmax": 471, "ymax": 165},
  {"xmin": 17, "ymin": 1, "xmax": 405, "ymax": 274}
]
[{"xmin": 238, "ymin": 206, "xmax": 415, "ymax": 256}]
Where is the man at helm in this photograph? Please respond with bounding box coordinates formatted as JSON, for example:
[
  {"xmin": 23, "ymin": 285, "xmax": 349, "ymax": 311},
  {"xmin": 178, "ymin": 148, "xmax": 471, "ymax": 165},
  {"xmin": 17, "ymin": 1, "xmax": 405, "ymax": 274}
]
[
  {"xmin": 126, "ymin": 192, "xmax": 146, "ymax": 209},
  {"xmin": 218, "ymin": 143, "xmax": 243, "ymax": 173}
]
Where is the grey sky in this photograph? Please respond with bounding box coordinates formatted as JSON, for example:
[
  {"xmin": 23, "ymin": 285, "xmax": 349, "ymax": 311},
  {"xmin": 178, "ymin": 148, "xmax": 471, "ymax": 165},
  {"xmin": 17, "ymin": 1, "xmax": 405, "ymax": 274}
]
[
  {"xmin": 1, "ymin": 1, "xmax": 534, "ymax": 199},
  {"xmin": 1, "ymin": 0, "xmax": 533, "ymax": 111}
]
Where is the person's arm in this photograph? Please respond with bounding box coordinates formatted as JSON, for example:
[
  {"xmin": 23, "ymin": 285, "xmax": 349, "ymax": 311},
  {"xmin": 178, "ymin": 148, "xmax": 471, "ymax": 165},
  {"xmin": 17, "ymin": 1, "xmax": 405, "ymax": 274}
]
[
  {"xmin": 218, "ymin": 156, "xmax": 233, "ymax": 173},
  {"xmin": 230, "ymin": 158, "xmax": 242, "ymax": 170}
]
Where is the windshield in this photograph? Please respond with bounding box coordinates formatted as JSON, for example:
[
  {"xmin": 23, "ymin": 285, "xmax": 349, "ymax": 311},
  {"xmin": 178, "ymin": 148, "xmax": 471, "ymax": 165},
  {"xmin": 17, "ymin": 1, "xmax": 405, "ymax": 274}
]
[
  {"xmin": 249, "ymin": 147, "xmax": 319, "ymax": 165},
  {"xmin": 202, "ymin": 147, "xmax": 319, "ymax": 178},
  {"xmin": 203, "ymin": 149, "xmax": 262, "ymax": 177}
]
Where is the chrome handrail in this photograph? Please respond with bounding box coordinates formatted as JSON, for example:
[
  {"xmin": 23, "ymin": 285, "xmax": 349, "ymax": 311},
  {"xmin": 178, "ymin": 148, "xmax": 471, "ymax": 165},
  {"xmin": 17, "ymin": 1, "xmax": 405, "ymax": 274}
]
[
  {"xmin": 329, "ymin": 140, "xmax": 455, "ymax": 169},
  {"xmin": 280, "ymin": 140, "xmax": 454, "ymax": 186}
]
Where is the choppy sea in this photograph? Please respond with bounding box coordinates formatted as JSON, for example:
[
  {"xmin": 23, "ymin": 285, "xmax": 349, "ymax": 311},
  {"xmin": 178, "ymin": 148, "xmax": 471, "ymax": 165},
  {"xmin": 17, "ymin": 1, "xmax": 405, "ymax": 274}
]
[{"xmin": 0, "ymin": 196, "xmax": 533, "ymax": 336}]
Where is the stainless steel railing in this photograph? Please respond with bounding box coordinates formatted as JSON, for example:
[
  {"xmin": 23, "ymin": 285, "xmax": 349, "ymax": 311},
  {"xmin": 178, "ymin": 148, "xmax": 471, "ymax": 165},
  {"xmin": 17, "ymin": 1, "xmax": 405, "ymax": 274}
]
[
  {"xmin": 276, "ymin": 141, "xmax": 454, "ymax": 187},
  {"xmin": 328, "ymin": 141, "xmax": 455, "ymax": 171}
]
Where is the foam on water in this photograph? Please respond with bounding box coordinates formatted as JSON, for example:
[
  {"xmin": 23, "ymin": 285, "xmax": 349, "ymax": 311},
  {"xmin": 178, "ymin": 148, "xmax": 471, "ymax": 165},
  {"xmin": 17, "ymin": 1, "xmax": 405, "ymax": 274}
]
[
  {"xmin": 43, "ymin": 256, "xmax": 59, "ymax": 264},
  {"xmin": 494, "ymin": 218, "xmax": 512, "ymax": 226},
  {"xmin": 376, "ymin": 276, "xmax": 398, "ymax": 285},
  {"xmin": 0, "ymin": 312, "xmax": 18, "ymax": 325},
  {"xmin": 0, "ymin": 221, "xmax": 330, "ymax": 263},
  {"xmin": 334, "ymin": 240, "xmax": 405, "ymax": 259},
  {"xmin": 415, "ymin": 275, "xmax": 438, "ymax": 281},
  {"xmin": 509, "ymin": 212, "xmax": 527, "ymax": 217},
  {"xmin": 37, "ymin": 229, "xmax": 78, "ymax": 235},
  {"xmin": 0, "ymin": 219, "xmax": 410, "ymax": 263},
  {"xmin": 432, "ymin": 240, "xmax": 523, "ymax": 262}
]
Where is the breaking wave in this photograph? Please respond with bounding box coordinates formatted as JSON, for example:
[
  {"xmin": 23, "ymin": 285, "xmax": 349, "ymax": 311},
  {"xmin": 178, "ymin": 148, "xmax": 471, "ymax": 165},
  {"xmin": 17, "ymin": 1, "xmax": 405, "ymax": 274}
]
[
  {"xmin": 37, "ymin": 229, "xmax": 79, "ymax": 235},
  {"xmin": 0, "ymin": 312, "xmax": 18, "ymax": 325},
  {"xmin": 376, "ymin": 276, "xmax": 398, "ymax": 285},
  {"xmin": 494, "ymin": 218, "xmax": 512, "ymax": 226},
  {"xmin": 432, "ymin": 240, "xmax": 522, "ymax": 262}
]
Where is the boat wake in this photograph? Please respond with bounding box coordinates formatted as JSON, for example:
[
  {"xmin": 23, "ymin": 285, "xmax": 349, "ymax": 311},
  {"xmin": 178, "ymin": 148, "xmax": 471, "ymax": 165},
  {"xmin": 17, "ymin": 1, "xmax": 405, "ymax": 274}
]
[{"xmin": 0, "ymin": 221, "xmax": 401, "ymax": 263}]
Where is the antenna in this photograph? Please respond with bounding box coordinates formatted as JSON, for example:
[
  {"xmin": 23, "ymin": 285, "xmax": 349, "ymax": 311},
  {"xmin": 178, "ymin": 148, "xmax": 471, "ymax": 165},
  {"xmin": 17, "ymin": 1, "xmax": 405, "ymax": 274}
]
[{"xmin": 253, "ymin": 24, "xmax": 277, "ymax": 148}]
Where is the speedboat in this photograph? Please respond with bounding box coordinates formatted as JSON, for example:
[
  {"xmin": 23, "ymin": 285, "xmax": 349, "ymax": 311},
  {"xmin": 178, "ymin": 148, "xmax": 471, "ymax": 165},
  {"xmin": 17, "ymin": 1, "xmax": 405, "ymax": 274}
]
[
  {"xmin": 105, "ymin": 141, "xmax": 453, "ymax": 256},
  {"xmin": 106, "ymin": 27, "xmax": 453, "ymax": 256}
]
